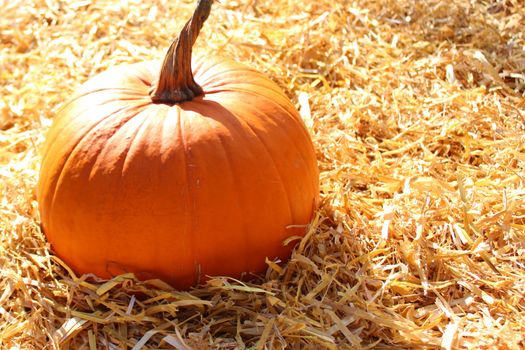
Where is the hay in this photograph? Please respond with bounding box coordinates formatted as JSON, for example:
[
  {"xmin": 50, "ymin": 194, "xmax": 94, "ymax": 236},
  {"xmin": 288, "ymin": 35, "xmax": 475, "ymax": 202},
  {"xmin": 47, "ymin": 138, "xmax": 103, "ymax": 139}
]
[{"xmin": 1, "ymin": 0, "xmax": 525, "ymax": 348}]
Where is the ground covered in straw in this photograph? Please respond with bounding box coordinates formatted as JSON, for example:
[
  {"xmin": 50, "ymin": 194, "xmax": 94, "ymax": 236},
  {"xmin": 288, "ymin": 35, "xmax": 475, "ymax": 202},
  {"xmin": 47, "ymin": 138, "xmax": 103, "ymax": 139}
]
[{"xmin": 2, "ymin": 0, "xmax": 525, "ymax": 349}]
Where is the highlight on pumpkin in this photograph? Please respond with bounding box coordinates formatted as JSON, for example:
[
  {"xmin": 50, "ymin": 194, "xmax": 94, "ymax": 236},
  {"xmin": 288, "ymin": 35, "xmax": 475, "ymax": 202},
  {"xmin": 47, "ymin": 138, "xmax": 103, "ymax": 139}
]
[{"xmin": 2, "ymin": 0, "xmax": 525, "ymax": 348}]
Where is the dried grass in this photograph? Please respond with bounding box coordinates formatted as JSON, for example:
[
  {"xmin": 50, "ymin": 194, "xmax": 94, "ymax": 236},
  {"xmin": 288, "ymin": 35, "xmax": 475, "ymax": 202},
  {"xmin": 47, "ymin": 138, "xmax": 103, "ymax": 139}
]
[{"xmin": 1, "ymin": 0, "xmax": 525, "ymax": 348}]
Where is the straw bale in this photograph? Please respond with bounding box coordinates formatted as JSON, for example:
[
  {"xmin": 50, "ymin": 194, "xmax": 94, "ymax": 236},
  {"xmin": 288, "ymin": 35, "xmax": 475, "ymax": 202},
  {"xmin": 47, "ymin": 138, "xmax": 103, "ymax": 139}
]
[{"xmin": 1, "ymin": 0, "xmax": 525, "ymax": 348}]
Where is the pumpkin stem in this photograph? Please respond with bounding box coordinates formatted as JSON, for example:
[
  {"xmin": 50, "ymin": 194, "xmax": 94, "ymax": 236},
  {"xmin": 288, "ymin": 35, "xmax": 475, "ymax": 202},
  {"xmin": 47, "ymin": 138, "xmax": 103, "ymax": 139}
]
[{"xmin": 150, "ymin": 0, "xmax": 213, "ymax": 104}]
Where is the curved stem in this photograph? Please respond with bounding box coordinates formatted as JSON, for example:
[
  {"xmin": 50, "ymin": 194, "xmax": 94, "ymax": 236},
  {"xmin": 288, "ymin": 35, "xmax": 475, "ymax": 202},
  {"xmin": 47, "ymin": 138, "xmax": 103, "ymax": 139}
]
[{"xmin": 150, "ymin": 0, "xmax": 213, "ymax": 104}]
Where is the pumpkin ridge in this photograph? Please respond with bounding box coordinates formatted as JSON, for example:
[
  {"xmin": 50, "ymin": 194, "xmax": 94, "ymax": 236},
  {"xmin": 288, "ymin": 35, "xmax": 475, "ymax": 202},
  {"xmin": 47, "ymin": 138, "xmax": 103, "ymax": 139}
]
[
  {"xmin": 105, "ymin": 106, "xmax": 169, "ymax": 277},
  {"xmin": 72, "ymin": 88, "xmax": 148, "ymax": 101},
  {"xmin": 212, "ymin": 121, "xmax": 252, "ymax": 276},
  {"xmin": 158, "ymin": 105, "xmax": 172, "ymax": 164},
  {"xmin": 196, "ymin": 66, "xmax": 260, "ymax": 88},
  {"xmin": 42, "ymin": 103, "xmax": 149, "ymax": 227},
  {"xmin": 176, "ymin": 107, "xmax": 197, "ymax": 285},
  {"xmin": 129, "ymin": 63, "xmax": 155, "ymax": 87},
  {"xmin": 224, "ymin": 88, "xmax": 316, "ymax": 183},
  {"xmin": 41, "ymin": 100, "xmax": 148, "ymax": 168},
  {"xmin": 215, "ymin": 87, "xmax": 301, "ymax": 120},
  {"xmin": 198, "ymin": 70, "xmax": 288, "ymax": 98},
  {"xmin": 88, "ymin": 106, "xmax": 153, "ymax": 180},
  {"xmin": 225, "ymin": 107, "xmax": 295, "ymax": 227},
  {"xmin": 85, "ymin": 104, "xmax": 155, "ymax": 179},
  {"xmin": 120, "ymin": 106, "xmax": 163, "ymax": 175},
  {"xmin": 207, "ymin": 87, "xmax": 310, "ymax": 142},
  {"xmin": 158, "ymin": 106, "xmax": 186, "ymax": 285},
  {"xmin": 234, "ymin": 97, "xmax": 318, "ymax": 206},
  {"xmin": 201, "ymin": 81, "xmax": 288, "ymax": 98},
  {"xmin": 59, "ymin": 89, "xmax": 149, "ymax": 119},
  {"xmin": 42, "ymin": 99, "xmax": 150, "ymax": 169}
]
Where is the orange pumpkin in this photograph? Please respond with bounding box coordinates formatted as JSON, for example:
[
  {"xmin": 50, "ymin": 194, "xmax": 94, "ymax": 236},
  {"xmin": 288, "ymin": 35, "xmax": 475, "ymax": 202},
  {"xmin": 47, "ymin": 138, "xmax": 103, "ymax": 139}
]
[{"xmin": 37, "ymin": 0, "xmax": 319, "ymax": 289}]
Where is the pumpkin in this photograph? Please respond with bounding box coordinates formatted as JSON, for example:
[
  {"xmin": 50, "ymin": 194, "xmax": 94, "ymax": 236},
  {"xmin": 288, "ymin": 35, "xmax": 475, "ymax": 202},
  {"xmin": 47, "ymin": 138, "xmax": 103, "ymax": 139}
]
[{"xmin": 37, "ymin": 0, "xmax": 319, "ymax": 289}]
